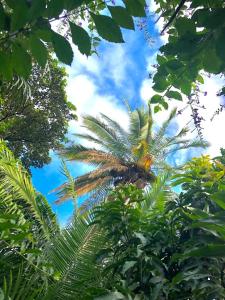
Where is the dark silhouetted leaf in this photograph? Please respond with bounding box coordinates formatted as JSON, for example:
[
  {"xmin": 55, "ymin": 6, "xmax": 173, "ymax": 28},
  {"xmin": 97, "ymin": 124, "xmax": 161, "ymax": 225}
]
[
  {"xmin": 51, "ymin": 31, "xmax": 73, "ymax": 65},
  {"xmin": 70, "ymin": 22, "xmax": 91, "ymax": 56},
  {"xmin": 108, "ymin": 5, "xmax": 134, "ymax": 30},
  {"xmin": 91, "ymin": 13, "xmax": 124, "ymax": 43}
]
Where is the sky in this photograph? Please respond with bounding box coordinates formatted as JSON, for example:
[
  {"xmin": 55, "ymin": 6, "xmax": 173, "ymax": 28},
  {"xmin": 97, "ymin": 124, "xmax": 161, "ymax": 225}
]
[{"xmin": 31, "ymin": 1, "xmax": 225, "ymax": 225}]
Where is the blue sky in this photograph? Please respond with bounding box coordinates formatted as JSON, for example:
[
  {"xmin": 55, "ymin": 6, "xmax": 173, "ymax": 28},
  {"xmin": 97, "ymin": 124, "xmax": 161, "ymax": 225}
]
[{"xmin": 31, "ymin": 2, "xmax": 225, "ymax": 225}]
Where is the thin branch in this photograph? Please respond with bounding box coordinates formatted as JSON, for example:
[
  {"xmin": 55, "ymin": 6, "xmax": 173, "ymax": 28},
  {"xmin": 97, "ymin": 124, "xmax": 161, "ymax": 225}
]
[{"xmin": 161, "ymin": 0, "xmax": 187, "ymax": 34}]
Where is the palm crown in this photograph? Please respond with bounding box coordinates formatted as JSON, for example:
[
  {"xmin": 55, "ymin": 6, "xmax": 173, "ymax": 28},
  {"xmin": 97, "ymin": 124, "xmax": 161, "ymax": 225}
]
[{"xmin": 55, "ymin": 106, "xmax": 208, "ymax": 207}]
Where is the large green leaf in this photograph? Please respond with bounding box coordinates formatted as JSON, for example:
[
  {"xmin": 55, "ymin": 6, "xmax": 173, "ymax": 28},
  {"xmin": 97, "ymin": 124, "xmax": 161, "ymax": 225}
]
[
  {"xmin": 211, "ymin": 191, "xmax": 225, "ymax": 210},
  {"xmin": 0, "ymin": 3, "xmax": 7, "ymax": 30},
  {"xmin": 64, "ymin": 0, "xmax": 91, "ymax": 11},
  {"xmin": 183, "ymin": 244, "xmax": 225, "ymax": 258},
  {"xmin": 123, "ymin": 0, "xmax": 146, "ymax": 17},
  {"xmin": 10, "ymin": 0, "xmax": 29, "ymax": 31},
  {"xmin": 91, "ymin": 13, "xmax": 124, "ymax": 43},
  {"xmin": 69, "ymin": 22, "xmax": 91, "ymax": 56},
  {"xmin": 152, "ymin": 79, "xmax": 170, "ymax": 93},
  {"xmin": 202, "ymin": 47, "xmax": 223, "ymax": 74},
  {"xmin": 28, "ymin": 35, "xmax": 48, "ymax": 67},
  {"xmin": 108, "ymin": 5, "xmax": 134, "ymax": 30},
  {"xmin": 175, "ymin": 17, "xmax": 196, "ymax": 35},
  {"xmin": 46, "ymin": 0, "xmax": 64, "ymax": 18},
  {"xmin": 11, "ymin": 44, "xmax": 32, "ymax": 78},
  {"xmin": 0, "ymin": 52, "xmax": 12, "ymax": 80},
  {"xmin": 51, "ymin": 31, "xmax": 73, "ymax": 65},
  {"xmin": 28, "ymin": 0, "xmax": 46, "ymax": 21},
  {"xmin": 150, "ymin": 94, "xmax": 163, "ymax": 104}
]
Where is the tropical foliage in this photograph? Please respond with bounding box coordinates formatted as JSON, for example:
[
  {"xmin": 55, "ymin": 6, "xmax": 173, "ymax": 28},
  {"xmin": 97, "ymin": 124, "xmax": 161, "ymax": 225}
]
[
  {"xmin": 0, "ymin": 0, "xmax": 146, "ymax": 80},
  {"xmin": 1, "ymin": 142, "xmax": 225, "ymax": 299},
  {"xmin": 150, "ymin": 0, "xmax": 225, "ymax": 111},
  {"xmin": 0, "ymin": 59, "xmax": 76, "ymax": 169},
  {"xmin": 54, "ymin": 107, "xmax": 208, "ymax": 206}
]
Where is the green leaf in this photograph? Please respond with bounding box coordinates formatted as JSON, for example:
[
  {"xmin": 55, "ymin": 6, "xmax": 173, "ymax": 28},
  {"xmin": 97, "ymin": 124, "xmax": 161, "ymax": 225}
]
[
  {"xmin": 154, "ymin": 105, "xmax": 162, "ymax": 113},
  {"xmin": 11, "ymin": 0, "xmax": 29, "ymax": 31},
  {"xmin": 51, "ymin": 31, "xmax": 73, "ymax": 65},
  {"xmin": 46, "ymin": 0, "xmax": 64, "ymax": 18},
  {"xmin": 184, "ymin": 244, "xmax": 225, "ymax": 258},
  {"xmin": 197, "ymin": 74, "xmax": 204, "ymax": 84},
  {"xmin": 175, "ymin": 17, "xmax": 195, "ymax": 35},
  {"xmin": 123, "ymin": 0, "xmax": 146, "ymax": 17},
  {"xmin": 28, "ymin": 0, "xmax": 46, "ymax": 21},
  {"xmin": 0, "ymin": 3, "xmax": 7, "ymax": 30},
  {"xmin": 69, "ymin": 22, "xmax": 91, "ymax": 56},
  {"xmin": 157, "ymin": 55, "xmax": 167, "ymax": 65},
  {"xmin": 29, "ymin": 35, "xmax": 48, "ymax": 67},
  {"xmin": 161, "ymin": 100, "xmax": 168, "ymax": 110},
  {"xmin": 12, "ymin": 44, "xmax": 32, "ymax": 78},
  {"xmin": 108, "ymin": 5, "xmax": 134, "ymax": 30},
  {"xmin": 64, "ymin": 0, "xmax": 91, "ymax": 11},
  {"xmin": 150, "ymin": 94, "xmax": 162, "ymax": 104},
  {"xmin": 152, "ymin": 79, "xmax": 170, "ymax": 93},
  {"xmin": 166, "ymin": 90, "xmax": 182, "ymax": 101},
  {"xmin": 202, "ymin": 48, "xmax": 222, "ymax": 74},
  {"xmin": 211, "ymin": 191, "xmax": 225, "ymax": 210},
  {"xmin": 165, "ymin": 59, "xmax": 183, "ymax": 71},
  {"xmin": 91, "ymin": 13, "xmax": 124, "ymax": 43},
  {"xmin": 0, "ymin": 52, "xmax": 12, "ymax": 80},
  {"xmin": 216, "ymin": 29, "xmax": 225, "ymax": 61},
  {"xmin": 122, "ymin": 260, "xmax": 136, "ymax": 274}
]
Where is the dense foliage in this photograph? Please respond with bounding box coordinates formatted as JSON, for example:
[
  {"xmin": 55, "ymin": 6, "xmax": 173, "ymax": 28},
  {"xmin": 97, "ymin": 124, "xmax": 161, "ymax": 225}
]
[
  {"xmin": 54, "ymin": 107, "xmax": 207, "ymax": 207},
  {"xmin": 0, "ymin": 0, "xmax": 146, "ymax": 80},
  {"xmin": 0, "ymin": 59, "xmax": 76, "ymax": 168},
  {"xmin": 150, "ymin": 0, "xmax": 225, "ymax": 113},
  {"xmin": 1, "ymin": 143, "xmax": 225, "ymax": 299}
]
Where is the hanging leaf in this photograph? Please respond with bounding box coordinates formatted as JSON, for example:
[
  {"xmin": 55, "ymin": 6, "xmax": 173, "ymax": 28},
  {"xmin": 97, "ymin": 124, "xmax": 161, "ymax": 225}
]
[
  {"xmin": 91, "ymin": 13, "xmax": 124, "ymax": 43},
  {"xmin": 69, "ymin": 22, "xmax": 91, "ymax": 56},
  {"xmin": 29, "ymin": 35, "xmax": 48, "ymax": 67},
  {"xmin": 51, "ymin": 31, "xmax": 73, "ymax": 65},
  {"xmin": 123, "ymin": 0, "xmax": 146, "ymax": 17},
  {"xmin": 150, "ymin": 94, "xmax": 163, "ymax": 104},
  {"xmin": 11, "ymin": 44, "xmax": 32, "ymax": 78},
  {"xmin": 108, "ymin": 5, "xmax": 134, "ymax": 30},
  {"xmin": 166, "ymin": 90, "xmax": 183, "ymax": 101}
]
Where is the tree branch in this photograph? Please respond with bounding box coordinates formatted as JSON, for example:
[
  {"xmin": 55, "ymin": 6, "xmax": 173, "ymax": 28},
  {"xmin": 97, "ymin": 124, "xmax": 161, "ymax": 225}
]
[{"xmin": 161, "ymin": 0, "xmax": 187, "ymax": 35}]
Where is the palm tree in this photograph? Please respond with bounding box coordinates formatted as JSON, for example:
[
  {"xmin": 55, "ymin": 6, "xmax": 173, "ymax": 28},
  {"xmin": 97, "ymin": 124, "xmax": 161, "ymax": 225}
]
[{"xmin": 54, "ymin": 106, "xmax": 208, "ymax": 207}]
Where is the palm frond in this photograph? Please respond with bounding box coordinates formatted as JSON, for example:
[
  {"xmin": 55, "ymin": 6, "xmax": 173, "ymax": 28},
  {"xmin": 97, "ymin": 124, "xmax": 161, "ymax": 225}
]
[
  {"xmin": 167, "ymin": 139, "xmax": 209, "ymax": 154},
  {"xmin": 82, "ymin": 115, "xmax": 128, "ymax": 158},
  {"xmin": 142, "ymin": 171, "xmax": 174, "ymax": 211},
  {"xmin": 129, "ymin": 108, "xmax": 148, "ymax": 144},
  {"xmin": 0, "ymin": 141, "xmax": 53, "ymax": 239},
  {"xmin": 45, "ymin": 215, "xmax": 106, "ymax": 299},
  {"xmin": 151, "ymin": 108, "xmax": 177, "ymax": 150}
]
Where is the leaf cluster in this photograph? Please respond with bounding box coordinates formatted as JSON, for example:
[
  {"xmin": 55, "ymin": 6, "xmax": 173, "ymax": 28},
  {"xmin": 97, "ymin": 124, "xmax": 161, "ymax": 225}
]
[{"xmin": 0, "ymin": 0, "xmax": 146, "ymax": 80}]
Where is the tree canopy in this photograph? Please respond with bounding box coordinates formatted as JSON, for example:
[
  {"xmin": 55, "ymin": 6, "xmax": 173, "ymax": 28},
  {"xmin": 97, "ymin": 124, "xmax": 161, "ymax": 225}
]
[
  {"xmin": 0, "ymin": 59, "xmax": 76, "ymax": 169},
  {"xmin": 0, "ymin": 0, "xmax": 147, "ymax": 80}
]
